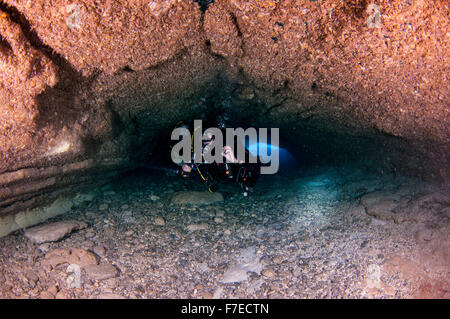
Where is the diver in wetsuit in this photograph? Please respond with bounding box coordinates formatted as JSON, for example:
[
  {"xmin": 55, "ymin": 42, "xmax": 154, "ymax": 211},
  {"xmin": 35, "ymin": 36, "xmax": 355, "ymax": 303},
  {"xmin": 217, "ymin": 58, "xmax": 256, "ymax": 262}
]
[{"xmin": 172, "ymin": 120, "xmax": 261, "ymax": 196}]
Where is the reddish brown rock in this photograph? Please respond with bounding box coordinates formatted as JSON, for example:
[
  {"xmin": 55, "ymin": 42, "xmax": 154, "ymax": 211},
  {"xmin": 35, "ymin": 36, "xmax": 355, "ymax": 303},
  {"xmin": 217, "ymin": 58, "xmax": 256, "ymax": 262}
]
[
  {"xmin": 43, "ymin": 248, "xmax": 98, "ymax": 269},
  {"xmin": 0, "ymin": 0, "xmax": 448, "ymax": 236},
  {"xmin": 24, "ymin": 220, "xmax": 88, "ymax": 244}
]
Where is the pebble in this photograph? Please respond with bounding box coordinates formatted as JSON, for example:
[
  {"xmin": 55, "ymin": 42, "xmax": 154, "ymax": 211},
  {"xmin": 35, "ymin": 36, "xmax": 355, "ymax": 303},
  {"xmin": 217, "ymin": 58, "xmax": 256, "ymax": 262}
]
[
  {"xmin": 40, "ymin": 291, "xmax": 55, "ymax": 299},
  {"xmin": 214, "ymin": 217, "xmax": 224, "ymax": 224},
  {"xmin": 199, "ymin": 291, "xmax": 213, "ymax": 299},
  {"xmin": 150, "ymin": 195, "xmax": 160, "ymax": 201},
  {"xmin": 186, "ymin": 223, "xmax": 209, "ymax": 231},
  {"xmin": 124, "ymin": 230, "xmax": 134, "ymax": 236},
  {"xmin": 93, "ymin": 246, "xmax": 106, "ymax": 257},
  {"xmin": 85, "ymin": 229, "xmax": 95, "ymax": 239},
  {"xmin": 99, "ymin": 204, "xmax": 109, "ymax": 211},
  {"xmin": 272, "ymin": 256, "xmax": 283, "ymax": 264},
  {"xmin": 415, "ymin": 228, "xmax": 433, "ymax": 243},
  {"xmin": 224, "ymin": 229, "xmax": 231, "ymax": 236},
  {"xmin": 38, "ymin": 243, "xmax": 51, "ymax": 253},
  {"xmin": 83, "ymin": 264, "xmax": 119, "ymax": 281},
  {"xmin": 262, "ymin": 268, "xmax": 276, "ymax": 278},
  {"xmin": 47, "ymin": 285, "xmax": 58, "ymax": 296},
  {"xmin": 154, "ymin": 217, "xmax": 166, "ymax": 226}
]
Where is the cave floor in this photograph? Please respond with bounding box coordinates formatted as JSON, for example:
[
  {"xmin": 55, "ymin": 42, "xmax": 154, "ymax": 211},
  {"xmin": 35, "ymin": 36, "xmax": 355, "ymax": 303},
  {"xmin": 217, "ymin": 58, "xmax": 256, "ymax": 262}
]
[{"xmin": 0, "ymin": 166, "xmax": 448, "ymax": 299}]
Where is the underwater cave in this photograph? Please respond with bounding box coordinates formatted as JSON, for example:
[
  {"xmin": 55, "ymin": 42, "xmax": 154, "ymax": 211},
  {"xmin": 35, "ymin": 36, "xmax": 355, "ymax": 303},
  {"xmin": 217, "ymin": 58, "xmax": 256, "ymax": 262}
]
[{"xmin": 0, "ymin": 0, "xmax": 448, "ymax": 299}]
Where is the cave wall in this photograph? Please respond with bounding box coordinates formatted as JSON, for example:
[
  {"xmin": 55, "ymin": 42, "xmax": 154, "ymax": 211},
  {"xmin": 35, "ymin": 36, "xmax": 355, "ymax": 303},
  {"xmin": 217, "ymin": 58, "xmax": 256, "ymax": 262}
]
[{"xmin": 0, "ymin": 0, "xmax": 448, "ymax": 234}]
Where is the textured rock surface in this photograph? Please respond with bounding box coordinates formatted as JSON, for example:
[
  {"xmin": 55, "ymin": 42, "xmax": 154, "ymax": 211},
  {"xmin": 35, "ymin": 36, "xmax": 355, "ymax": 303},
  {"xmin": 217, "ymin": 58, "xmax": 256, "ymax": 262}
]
[
  {"xmin": 221, "ymin": 246, "xmax": 262, "ymax": 283},
  {"xmin": 83, "ymin": 264, "xmax": 119, "ymax": 281},
  {"xmin": 0, "ymin": 191, "xmax": 95, "ymax": 238},
  {"xmin": 171, "ymin": 191, "xmax": 224, "ymax": 205},
  {"xmin": 0, "ymin": 0, "xmax": 448, "ymax": 234},
  {"xmin": 24, "ymin": 220, "xmax": 87, "ymax": 244},
  {"xmin": 43, "ymin": 248, "xmax": 98, "ymax": 269}
]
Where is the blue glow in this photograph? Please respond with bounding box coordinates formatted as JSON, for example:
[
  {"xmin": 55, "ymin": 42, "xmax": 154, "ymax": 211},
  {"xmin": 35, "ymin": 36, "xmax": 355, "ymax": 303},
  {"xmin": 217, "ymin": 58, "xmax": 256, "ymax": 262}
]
[{"xmin": 247, "ymin": 142, "xmax": 297, "ymax": 166}]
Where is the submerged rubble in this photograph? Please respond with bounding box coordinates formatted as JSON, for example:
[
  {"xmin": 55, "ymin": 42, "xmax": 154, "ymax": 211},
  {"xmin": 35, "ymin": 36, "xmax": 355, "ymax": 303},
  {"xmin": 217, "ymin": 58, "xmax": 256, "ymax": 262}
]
[{"xmin": 0, "ymin": 167, "xmax": 448, "ymax": 299}]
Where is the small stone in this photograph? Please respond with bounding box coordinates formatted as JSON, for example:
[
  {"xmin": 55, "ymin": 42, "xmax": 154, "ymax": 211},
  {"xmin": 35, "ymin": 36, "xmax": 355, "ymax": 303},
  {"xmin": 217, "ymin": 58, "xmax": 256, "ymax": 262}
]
[
  {"xmin": 121, "ymin": 204, "xmax": 129, "ymax": 210},
  {"xmin": 272, "ymin": 256, "xmax": 283, "ymax": 264},
  {"xmin": 199, "ymin": 291, "xmax": 213, "ymax": 299},
  {"xmin": 93, "ymin": 246, "xmax": 106, "ymax": 258},
  {"xmin": 221, "ymin": 265, "xmax": 250, "ymax": 283},
  {"xmin": 224, "ymin": 229, "xmax": 231, "ymax": 236},
  {"xmin": 415, "ymin": 228, "xmax": 433, "ymax": 243},
  {"xmin": 195, "ymin": 284, "xmax": 204, "ymax": 290},
  {"xmin": 47, "ymin": 285, "xmax": 58, "ymax": 296},
  {"xmin": 154, "ymin": 217, "xmax": 166, "ymax": 226},
  {"xmin": 262, "ymin": 268, "xmax": 276, "ymax": 278},
  {"xmin": 24, "ymin": 221, "xmax": 88, "ymax": 244},
  {"xmin": 124, "ymin": 230, "xmax": 134, "ymax": 236},
  {"xmin": 84, "ymin": 264, "xmax": 119, "ymax": 281},
  {"xmin": 214, "ymin": 217, "xmax": 224, "ymax": 224},
  {"xmin": 186, "ymin": 223, "xmax": 209, "ymax": 231},
  {"xmin": 171, "ymin": 191, "xmax": 223, "ymax": 205},
  {"xmin": 85, "ymin": 229, "xmax": 95, "ymax": 239},
  {"xmin": 40, "ymin": 291, "xmax": 55, "ymax": 299},
  {"xmin": 99, "ymin": 204, "xmax": 109, "ymax": 211},
  {"xmin": 25, "ymin": 271, "xmax": 39, "ymax": 287},
  {"xmin": 38, "ymin": 243, "xmax": 51, "ymax": 253},
  {"xmin": 150, "ymin": 195, "xmax": 160, "ymax": 201}
]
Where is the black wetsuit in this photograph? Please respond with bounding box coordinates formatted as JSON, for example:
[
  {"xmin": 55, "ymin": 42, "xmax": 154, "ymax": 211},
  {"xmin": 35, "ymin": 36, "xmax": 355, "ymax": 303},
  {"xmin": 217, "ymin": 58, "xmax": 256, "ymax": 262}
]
[{"xmin": 172, "ymin": 122, "xmax": 261, "ymax": 194}]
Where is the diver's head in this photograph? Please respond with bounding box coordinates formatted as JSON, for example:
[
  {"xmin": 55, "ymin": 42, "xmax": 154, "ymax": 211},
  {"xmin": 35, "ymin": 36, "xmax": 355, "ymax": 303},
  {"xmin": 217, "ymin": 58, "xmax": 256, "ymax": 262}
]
[{"xmin": 203, "ymin": 131, "xmax": 214, "ymax": 146}]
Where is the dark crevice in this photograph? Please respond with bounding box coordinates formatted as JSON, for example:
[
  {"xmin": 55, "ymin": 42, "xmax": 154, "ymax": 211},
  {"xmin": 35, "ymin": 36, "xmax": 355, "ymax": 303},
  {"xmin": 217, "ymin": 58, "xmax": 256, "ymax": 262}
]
[
  {"xmin": 342, "ymin": 0, "xmax": 369, "ymax": 19},
  {"xmin": 122, "ymin": 65, "xmax": 134, "ymax": 73},
  {"xmin": 201, "ymin": 38, "xmax": 226, "ymax": 60},
  {"xmin": 230, "ymin": 12, "xmax": 243, "ymax": 38},
  {"xmin": 104, "ymin": 100, "xmax": 126, "ymax": 139},
  {"xmin": 0, "ymin": 34, "xmax": 12, "ymax": 55},
  {"xmin": 194, "ymin": 0, "xmax": 214, "ymax": 14},
  {"xmin": 141, "ymin": 47, "xmax": 190, "ymax": 73},
  {"xmin": 265, "ymin": 97, "xmax": 289, "ymax": 114},
  {"xmin": 194, "ymin": 0, "xmax": 214, "ymax": 22}
]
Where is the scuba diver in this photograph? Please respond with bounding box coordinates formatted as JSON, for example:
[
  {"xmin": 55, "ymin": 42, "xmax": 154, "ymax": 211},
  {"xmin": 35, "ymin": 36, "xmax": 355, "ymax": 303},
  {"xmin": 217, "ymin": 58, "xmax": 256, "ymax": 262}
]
[{"xmin": 172, "ymin": 120, "xmax": 261, "ymax": 197}]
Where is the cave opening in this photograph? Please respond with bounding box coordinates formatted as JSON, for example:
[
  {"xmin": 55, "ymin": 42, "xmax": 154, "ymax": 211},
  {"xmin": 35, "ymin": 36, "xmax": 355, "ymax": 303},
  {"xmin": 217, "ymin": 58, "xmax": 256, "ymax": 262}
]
[
  {"xmin": 1, "ymin": 77, "xmax": 448, "ymax": 300},
  {"xmin": 0, "ymin": 0, "xmax": 448, "ymax": 300}
]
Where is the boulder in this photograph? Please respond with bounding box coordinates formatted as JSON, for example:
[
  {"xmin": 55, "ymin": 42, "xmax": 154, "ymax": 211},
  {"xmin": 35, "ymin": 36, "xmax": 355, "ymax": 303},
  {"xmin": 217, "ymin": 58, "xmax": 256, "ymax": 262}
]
[
  {"xmin": 171, "ymin": 191, "xmax": 223, "ymax": 205},
  {"xmin": 24, "ymin": 220, "xmax": 88, "ymax": 244},
  {"xmin": 44, "ymin": 248, "xmax": 98, "ymax": 269},
  {"xmin": 360, "ymin": 191, "xmax": 400, "ymax": 222},
  {"xmin": 83, "ymin": 264, "xmax": 119, "ymax": 281}
]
